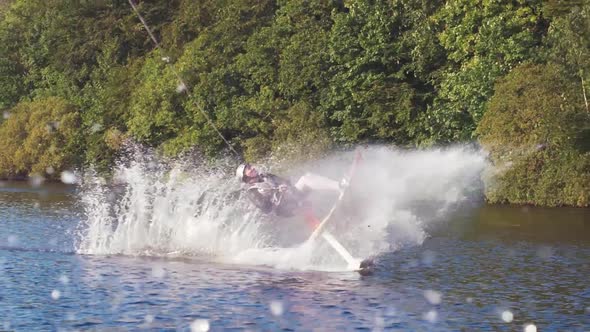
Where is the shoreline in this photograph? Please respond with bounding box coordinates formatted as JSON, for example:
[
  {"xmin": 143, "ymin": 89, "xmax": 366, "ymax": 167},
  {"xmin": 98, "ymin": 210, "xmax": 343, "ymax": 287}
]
[{"xmin": 0, "ymin": 177, "xmax": 587, "ymax": 209}]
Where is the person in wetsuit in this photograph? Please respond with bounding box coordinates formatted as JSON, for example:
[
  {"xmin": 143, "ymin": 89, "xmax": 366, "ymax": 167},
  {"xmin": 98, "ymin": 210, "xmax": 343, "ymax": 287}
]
[{"xmin": 235, "ymin": 163, "xmax": 346, "ymax": 217}]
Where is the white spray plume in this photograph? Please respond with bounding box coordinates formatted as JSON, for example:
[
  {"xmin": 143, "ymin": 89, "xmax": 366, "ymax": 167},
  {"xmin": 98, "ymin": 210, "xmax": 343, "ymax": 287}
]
[
  {"xmin": 76, "ymin": 145, "xmax": 488, "ymax": 272},
  {"xmin": 76, "ymin": 147, "xmax": 266, "ymax": 258}
]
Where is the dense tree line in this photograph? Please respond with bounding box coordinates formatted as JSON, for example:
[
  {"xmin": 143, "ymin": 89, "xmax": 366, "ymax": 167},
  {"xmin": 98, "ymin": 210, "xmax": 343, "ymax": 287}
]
[{"xmin": 0, "ymin": 0, "xmax": 587, "ymax": 206}]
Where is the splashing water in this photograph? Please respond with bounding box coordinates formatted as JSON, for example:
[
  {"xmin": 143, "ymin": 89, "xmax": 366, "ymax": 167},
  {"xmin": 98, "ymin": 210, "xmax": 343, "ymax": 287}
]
[
  {"xmin": 76, "ymin": 145, "xmax": 488, "ymax": 272},
  {"xmin": 76, "ymin": 149, "xmax": 264, "ymax": 259}
]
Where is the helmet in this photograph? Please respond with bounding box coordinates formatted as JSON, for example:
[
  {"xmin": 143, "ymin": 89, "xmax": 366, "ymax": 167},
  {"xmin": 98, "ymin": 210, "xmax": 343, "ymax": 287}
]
[{"xmin": 236, "ymin": 163, "xmax": 248, "ymax": 182}]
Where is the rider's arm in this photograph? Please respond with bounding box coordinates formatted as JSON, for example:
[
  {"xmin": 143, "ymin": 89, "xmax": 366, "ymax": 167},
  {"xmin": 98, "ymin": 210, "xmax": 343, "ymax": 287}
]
[
  {"xmin": 246, "ymin": 187, "xmax": 274, "ymax": 214},
  {"xmin": 264, "ymin": 174, "xmax": 292, "ymax": 187}
]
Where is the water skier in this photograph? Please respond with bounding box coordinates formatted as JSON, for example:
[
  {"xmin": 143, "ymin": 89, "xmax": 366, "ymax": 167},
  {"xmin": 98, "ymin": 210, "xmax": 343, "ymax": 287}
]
[{"xmin": 235, "ymin": 163, "xmax": 347, "ymax": 221}]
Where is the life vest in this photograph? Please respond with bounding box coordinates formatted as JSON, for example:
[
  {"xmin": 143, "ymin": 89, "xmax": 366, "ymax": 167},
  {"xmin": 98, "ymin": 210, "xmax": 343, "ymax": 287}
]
[{"xmin": 245, "ymin": 174, "xmax": 303, "ymax": 217}]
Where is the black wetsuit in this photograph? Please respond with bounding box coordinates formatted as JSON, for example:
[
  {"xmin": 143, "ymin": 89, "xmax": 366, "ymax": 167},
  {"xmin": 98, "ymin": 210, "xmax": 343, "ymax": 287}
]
[{"xmin": 245, "ymin": 173, "xmax": 307, "ymax": 217}]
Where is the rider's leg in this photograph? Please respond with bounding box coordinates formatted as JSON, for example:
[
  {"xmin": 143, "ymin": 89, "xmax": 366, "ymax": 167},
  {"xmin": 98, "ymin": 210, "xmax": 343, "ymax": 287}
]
[
  {"xmin": 301, "ymin": 202, "xmax": 320, "ymax": 228},
  {"xmin": 294, "ymin": 173, "xmax": 339, "ymax": 192}
]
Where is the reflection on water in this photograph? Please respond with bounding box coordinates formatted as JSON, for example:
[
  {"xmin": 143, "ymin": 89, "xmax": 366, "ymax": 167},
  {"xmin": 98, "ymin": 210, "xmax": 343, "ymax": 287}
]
[
  {"xmin": 470, "ymin": 205, "xmax": 590, "ymax": 244},
  {"xmin": 0, "ymin": 180, "xmax": 77, "ymax": 217},
  {"xmin": 436, "ymin": 204, "xmax": 590, "ymax": 245},
  {"xmin": 0, "ymin": 182, "xmax": 588, "ymax": 331},
  {"xmin": 0, "ymin": 181, "xmax": 78, "ymax": 254}
]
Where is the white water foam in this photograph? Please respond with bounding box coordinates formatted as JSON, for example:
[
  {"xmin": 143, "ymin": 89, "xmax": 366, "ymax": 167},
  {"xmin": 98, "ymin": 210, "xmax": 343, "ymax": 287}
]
[{"xmin": 76, "ymin": 145, "xmax": 488, "ymax": 272}]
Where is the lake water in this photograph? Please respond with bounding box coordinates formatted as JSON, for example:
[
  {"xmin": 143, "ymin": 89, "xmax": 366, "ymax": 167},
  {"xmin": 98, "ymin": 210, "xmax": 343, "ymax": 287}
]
[{"xmin": 0, "ymin": 177, "xmax": 588, "ymax": 331}]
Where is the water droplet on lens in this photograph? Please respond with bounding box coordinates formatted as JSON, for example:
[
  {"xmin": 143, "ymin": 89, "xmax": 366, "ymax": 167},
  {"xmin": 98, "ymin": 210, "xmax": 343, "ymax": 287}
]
[
  {"xmin": 537, "ymin": 246, "xmax": 553, "ymax": 260},
  {"xmin": 151, "ymin": 265, "xmax": 166, "ymax": 278},
  {"xmin": 7, "ymin": 235, "xmax": 18, "ymax": 246},
  {"xmin": 145, "ymin": 314, "xmax": 154, "ymax": 324},
  {"xmin": 60, "ymin": 171, "xmax": 77, "ymax": 184},
  {"xmin": 190, "ymin": 319, "xmax": 209, "ymax": 332},
  {"xmin": 147, "ymin": 161, "xmax": 158, "ymax": 169},
  {"xmin": 29, "ymin": 174, "xmax": 45, "ymax": 187},
  {"xmin": 421, "ymin": 250, "xmax": 436, "ymax": 266},
  {"xmin": 374, "ymin": 315, "xmax": 385, "ymax": 328},
  {"xmin": 501, "ymin": 310, "xmax": 513, "ymax": 323},
  {"xmin": 524, "ymin": 324, "xmax": 537, "ymax": 332},
  {"xmin": 385, "ymin": 306, "xmax": 397, "ymax": 316},
  {"xmin": 59, "ymin": 275, "xmax": 69, "ymax": 285},
  {"xmin": 422, "ymin": 310, "xmax": 437, "ymax": 323},
  {"xmin": 91, "ymin": 123, "xmax": 102, "ymax": 133},
  {"xmin": 269, "ymin": 300, "xmax": 283, "ymax": 316},
  {"xmin": 51, "ymin": 290, "xmax": 61, "ymax": 300},
  {"xmin": 423, "ymin": 290, "xmax": 442, "ymax": 305}
]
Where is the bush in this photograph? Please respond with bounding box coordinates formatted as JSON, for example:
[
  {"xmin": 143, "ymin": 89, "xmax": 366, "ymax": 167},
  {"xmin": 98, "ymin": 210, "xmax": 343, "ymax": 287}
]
[
  {"xmin": 271, "ymin": 101, "xmax": 332, "ymax": 163},
  {"xmin": 477, "ymin": 63, "xmax": 590, "ymax": 207},
  {"xmin": 0, "ymin": 97, "xmax": 82, "ymax": 179}
]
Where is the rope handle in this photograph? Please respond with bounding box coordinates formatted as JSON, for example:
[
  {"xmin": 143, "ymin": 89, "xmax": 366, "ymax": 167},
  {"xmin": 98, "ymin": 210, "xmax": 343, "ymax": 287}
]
[{"xmin": 127, "ymin": 0, "xmax": 242, "ymax": 160}]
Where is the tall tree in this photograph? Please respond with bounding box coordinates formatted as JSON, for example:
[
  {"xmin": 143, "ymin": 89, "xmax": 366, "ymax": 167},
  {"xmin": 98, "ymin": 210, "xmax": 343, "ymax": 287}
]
[
  {"xmin": 477, "ymin": 63, "xmax": 589, "ymax": 207},
  {"xmin": 544, "ymin": 1, "xmax": 590, "ymax": 112},
  {"xmin": 428, "ymin": 0, "xmax": 546, "ymax": 142},
  {"xmin": 322, "ymin": 0, "xmax": 443, "ymax": 145}
]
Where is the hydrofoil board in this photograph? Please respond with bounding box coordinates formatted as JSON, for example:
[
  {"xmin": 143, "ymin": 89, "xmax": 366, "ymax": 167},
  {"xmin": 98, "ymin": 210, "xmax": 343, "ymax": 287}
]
[{"xmin": 304, "ymin": 150, "xmax": 374, "ymax": 275}]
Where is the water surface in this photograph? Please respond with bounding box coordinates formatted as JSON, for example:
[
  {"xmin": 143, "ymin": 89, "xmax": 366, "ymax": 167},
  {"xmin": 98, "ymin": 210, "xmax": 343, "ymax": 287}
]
[{"xmin": 0, "ymin": 181, "xmax": 588, "ymax": 331}]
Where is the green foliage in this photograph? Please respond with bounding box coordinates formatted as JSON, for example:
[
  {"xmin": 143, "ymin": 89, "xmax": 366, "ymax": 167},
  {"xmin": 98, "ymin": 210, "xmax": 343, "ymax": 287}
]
[
  {"xmin": 484, "ymin": 149, "xmax": 589, "ymax": 207},
  {"xmin": 0, "ymin": 97, "xmax": 82, "ymax": 178},
  {"xmin": 478, "ymin": 63, "xmax": 590, "ymax": 207},
  {"xmin": 479, "ymin": 63, "xmax": 580, "ymax": 152},
  {"xmin": 542, "ymin": 0, "xmax": 586, "ymax": 18},
  {"xmin": 0, "ymin": 0, "xmax": 587, "ymax": 206},
  {"xmin": 232, "ymin": 0, "xmax": 337, "ymax": 159},
  {"xmin": 0, "ymin": 0, "xmax": 180, "ymax": 172},
  {"xmin": 167, "ymin": 0, "xmax": 277, "ymax": 157},
  {"xmin": 0, "ymin": 44, "xmax": 25, "ymax": 110},
  {"xmin": 323, "ymin": 0, "xmax": 423, "ymax": 144},
  {"xmin": 81, "ymin": 41, "xmax": 141, "ymax": 173},
  {"xmin": 271, "ymin": 101, "xmax": 332, "ymax": 162},
  {"xmin": 161, "ymin": 0, "xmax": 217, "ymax": 51},
  {"xmin": 273, "ymin": 0, "xmax": 337, "ymax": 101},
  {"xmin": 127, "ymin": 51, "xmax": 186, "ymax": 146},
  {"xmin": 544, "ymin": 1, "xmax": 590, "ymax": 112},
  {"xmin": 428, "ymin": 0, "xmax": 545, "ymax": 142}
]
